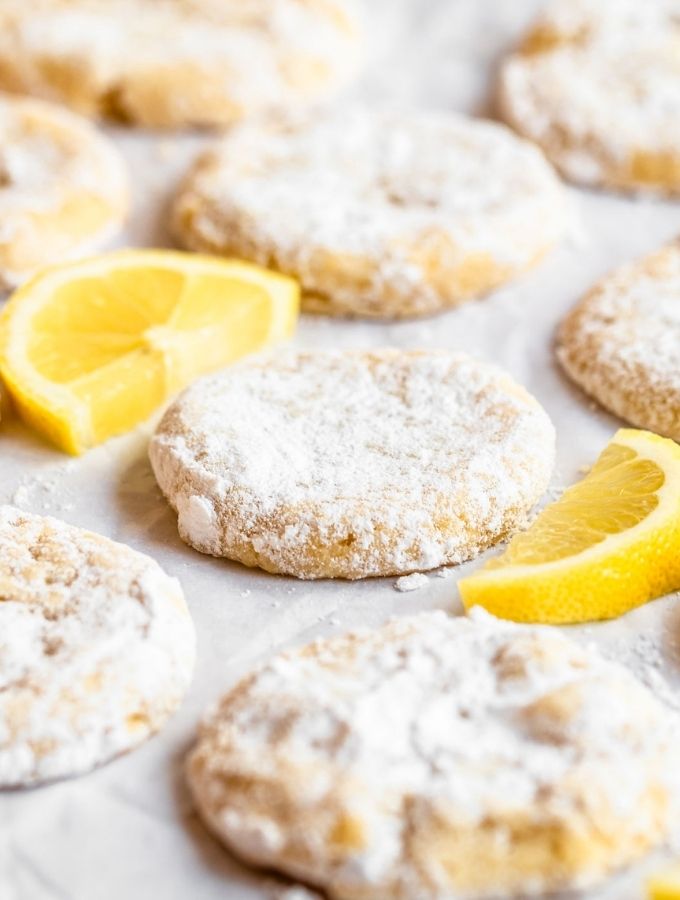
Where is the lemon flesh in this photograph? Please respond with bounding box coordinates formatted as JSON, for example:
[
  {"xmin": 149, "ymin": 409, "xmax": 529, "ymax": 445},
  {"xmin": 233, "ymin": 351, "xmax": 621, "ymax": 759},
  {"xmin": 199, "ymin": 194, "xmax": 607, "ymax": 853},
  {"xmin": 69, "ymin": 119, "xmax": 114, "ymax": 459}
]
[
  {"xmin": 0, "ymin": 250, "xmax": 299, "ymax": 453},
  {"xmin": 459, "ymin": 429, "xmax": 680, "ymax": 624}
]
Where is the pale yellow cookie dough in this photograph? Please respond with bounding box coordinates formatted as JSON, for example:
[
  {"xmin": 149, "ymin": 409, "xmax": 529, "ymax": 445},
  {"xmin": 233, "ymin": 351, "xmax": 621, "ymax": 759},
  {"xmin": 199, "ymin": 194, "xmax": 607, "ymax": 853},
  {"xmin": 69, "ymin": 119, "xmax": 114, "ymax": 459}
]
[{"xmin": 149, "ymin": 349, "xmax": 555, "ymax": 579}]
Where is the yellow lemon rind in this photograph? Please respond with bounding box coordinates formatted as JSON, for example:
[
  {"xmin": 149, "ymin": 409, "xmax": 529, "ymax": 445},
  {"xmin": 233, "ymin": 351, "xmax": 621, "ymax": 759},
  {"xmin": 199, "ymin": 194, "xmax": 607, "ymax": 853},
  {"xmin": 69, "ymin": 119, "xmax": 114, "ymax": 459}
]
[{"xmin": 459, "ymin": 429, "xmax": 680, "ymax": 624}]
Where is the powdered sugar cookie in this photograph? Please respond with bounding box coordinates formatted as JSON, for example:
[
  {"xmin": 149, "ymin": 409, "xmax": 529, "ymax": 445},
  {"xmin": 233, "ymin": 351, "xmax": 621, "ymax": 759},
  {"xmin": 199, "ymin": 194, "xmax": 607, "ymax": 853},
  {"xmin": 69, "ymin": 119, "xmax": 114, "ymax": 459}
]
[
  {"xmin": 0, "ymin": 0, "xmax": 363, "ymax": 129},
  {"xmin": 557, "ymin": 237, "xmax": 680, "ymax": 440},
  {"xmin": 499, "ymin": 0, "xmax": 680, "ymax": 194},
  {"xmin": 149, "ymin": 350, "xmax": 555, "ymax": 579},
  {"xmin": 173, "ymin": 107, "xmax": 568, "ymax": 318},
  {"xmin": 0, "ymin": 94, "xmax": 128, "ymax": 288},
  {"xmin": 0, "ymin": 506, "xmax": 195, "ymax": 787},
  {"xmin": 187, "ymin": 608, "xmax": 680, "ymax": 898}
]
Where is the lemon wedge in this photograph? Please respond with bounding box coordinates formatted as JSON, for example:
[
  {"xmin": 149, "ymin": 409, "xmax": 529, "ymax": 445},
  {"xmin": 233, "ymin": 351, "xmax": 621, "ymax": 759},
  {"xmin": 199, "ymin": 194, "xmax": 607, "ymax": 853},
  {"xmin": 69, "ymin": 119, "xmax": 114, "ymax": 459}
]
[
  {"xmin": 648, "ymin": 862, "xmax": 680, "ymax": 900},
  {"xmin": 459, "ymin": 429, "xmax": 680, "ymax": 624},
  {"xmin": 0, "ymin": 249, "xmax": 299, "ymax": 454}
]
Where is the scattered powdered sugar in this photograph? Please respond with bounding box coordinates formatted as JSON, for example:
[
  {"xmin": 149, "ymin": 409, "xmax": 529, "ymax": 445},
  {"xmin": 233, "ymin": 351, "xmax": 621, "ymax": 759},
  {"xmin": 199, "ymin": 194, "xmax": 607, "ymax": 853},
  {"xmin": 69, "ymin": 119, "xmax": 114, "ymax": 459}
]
[
  {"xmin": 544, "ymin": 484, "xmax": 566, "ymax": 502},
  {"xmin": 499, "ymin": 0, "xmax": 680, "ymax": 191},
  {"xmin": 10, "ymin": 484, "xmax": 31, "ymax": 508},
  {"xmin": 188, "ymin": 608, "xmax": 680, "ymax": 897},
  {"xmin": 9, "ymin": 460, "xmax": 79, "ymax": 515},
  {"xmin": 393, "ymin": 572, "xmax": 428, "ymax": 592},
  {"xmin": 557, "ymin": 237, "xmax": 680, "ymax": 440},
  {"xmin": 174, "ymin": 105, "xmax": 568, "ymax": 317},
  {"xmin": 603, "ymin": 623, "xmax": 680, "ymax": 717},
  {"xmin": 0, "ymin": 505, "xmax": 195, "ymax": 786},
  {"xmin": 149, "ymin": 349, "xmax": 556, "ymax": 579}
]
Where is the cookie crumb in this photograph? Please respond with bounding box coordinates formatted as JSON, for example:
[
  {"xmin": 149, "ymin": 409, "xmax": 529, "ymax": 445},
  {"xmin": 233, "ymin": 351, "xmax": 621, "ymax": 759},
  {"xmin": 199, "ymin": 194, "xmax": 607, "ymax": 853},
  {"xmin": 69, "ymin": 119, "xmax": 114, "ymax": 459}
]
[{"xmin": 394, "ymin": 572, "xmax": 428, "ymax": 593}]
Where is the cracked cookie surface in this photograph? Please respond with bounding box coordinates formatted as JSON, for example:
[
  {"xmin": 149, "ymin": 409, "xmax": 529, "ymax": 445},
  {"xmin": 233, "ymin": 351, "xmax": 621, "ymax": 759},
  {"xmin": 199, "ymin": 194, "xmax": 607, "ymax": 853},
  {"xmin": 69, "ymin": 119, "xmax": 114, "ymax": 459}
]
[
  {"xmin": 188, "ymin": 608, "xmax": 680, "ymax": 898},
  {"xmin": 0, "ymin": 506, "xmax": 195, "ymax": 787}
]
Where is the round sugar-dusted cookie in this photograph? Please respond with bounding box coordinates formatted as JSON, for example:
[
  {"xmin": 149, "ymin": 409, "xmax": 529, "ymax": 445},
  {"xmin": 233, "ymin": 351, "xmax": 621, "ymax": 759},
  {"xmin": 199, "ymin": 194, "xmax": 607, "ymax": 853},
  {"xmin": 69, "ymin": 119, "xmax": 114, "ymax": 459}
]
[
  {"xmin": 173, "ymin": 107, "xmax": 568, "ymax": 318},
  {"xmin": 0, "ymin": 506, "xmax": 195, "ymax": 787},
  {"xmin": 0, "ymin": 0, "xmax": 363, "ymax": 129},
  {"xmin": 0, "ymin": 94, "xmax": 128, "ymax": 288},
  {"xmin": 187, "ymin": 608, "xmax": 680, "ymax": 898},
  {"xmin": 149, "ymin": 349, "xmax": 556, "ymax": 579},
  {"xmin": 557, "ymin": 237, "xmax": 680, "ymax": 440},
  {"xmin": 499, "ymin": 0, "xmax": 680, "ymax": 195}
]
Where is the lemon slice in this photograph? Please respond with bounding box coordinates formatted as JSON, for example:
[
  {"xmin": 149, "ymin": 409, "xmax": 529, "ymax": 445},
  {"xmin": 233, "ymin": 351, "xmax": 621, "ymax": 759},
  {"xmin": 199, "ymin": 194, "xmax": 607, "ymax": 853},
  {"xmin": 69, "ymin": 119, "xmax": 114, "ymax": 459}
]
[
  {"xmin": 459, "ymin": 429, "xmax": 680, "ymax": 624},
  {"xmin": 648, "ymin": 863, "xmax": 680, "ymax": 900},
  {"xmin": 0, "ymin": 249, "xmax": 299, "ymax": 454}
]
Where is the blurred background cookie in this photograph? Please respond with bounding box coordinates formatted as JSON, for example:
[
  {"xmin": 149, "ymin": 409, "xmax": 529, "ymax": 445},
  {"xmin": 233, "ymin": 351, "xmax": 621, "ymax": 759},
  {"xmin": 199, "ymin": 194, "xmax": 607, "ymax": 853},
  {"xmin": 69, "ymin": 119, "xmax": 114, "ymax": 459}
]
[
  {"xmin": 0, "ymin": 94, "xmax": 128, "ymax": 288},
  {"xmin": 173, "ymin": 107, "xmax": 568, "ymax": 318},
  {"xmin": 499, "ymin": 0, "xmax": 680, "ymax": 195},
  {"xmin": 0, "ymin": 0, "xmax": 364, "ymax": 128}
]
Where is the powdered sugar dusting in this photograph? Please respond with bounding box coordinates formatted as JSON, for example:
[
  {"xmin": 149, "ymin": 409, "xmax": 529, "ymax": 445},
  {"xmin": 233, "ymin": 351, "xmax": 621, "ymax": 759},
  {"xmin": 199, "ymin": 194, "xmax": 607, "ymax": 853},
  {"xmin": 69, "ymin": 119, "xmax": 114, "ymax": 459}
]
[
  {"xmin": 149, "ymin": 349, "xmax": 556, "ymax": 579},
  {"xmin": 0, "ymin": 505, "xmax": 195, "ymax": 786},
  {"xmin": 188, "ymin": 608, "xmax": 680, "ymax": 897},
  {"xmin": 174, "ymin": 106, "xmax": 568, "ymax": 317}
]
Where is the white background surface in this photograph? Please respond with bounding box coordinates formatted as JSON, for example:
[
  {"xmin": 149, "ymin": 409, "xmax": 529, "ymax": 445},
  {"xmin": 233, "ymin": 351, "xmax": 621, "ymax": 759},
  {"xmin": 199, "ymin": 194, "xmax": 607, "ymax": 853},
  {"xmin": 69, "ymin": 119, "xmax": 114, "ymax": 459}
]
[{"xmin": 2, "ymin": 2, "xmax": 680, "ymax": 898}]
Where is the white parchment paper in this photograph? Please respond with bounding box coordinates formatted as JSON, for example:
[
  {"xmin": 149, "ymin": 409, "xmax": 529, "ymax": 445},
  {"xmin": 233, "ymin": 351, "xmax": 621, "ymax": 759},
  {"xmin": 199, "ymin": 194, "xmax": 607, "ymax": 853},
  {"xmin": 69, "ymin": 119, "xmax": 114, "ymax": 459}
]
[{"xmin": 2, "ymin": 2, "xmax": 680, "ymax": 898}]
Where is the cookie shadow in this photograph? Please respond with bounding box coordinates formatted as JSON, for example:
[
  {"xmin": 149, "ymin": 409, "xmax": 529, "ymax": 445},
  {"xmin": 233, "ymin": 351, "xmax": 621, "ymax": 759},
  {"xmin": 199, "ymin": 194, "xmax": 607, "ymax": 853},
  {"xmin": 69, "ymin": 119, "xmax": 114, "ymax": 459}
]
[
  {"xmin": 112, "ymin": 444, "xmax": 294, "ymax": 593},
  {"xmin": 113, "ymin": 446, "xmax": 190, "ymax": 558}
]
